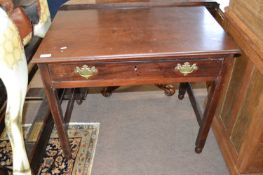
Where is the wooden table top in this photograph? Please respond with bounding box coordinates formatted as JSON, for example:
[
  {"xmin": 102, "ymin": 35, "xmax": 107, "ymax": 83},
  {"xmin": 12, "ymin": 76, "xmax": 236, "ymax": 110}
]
[
  {"xmin": 33, "ymin": 6, "xmax": 239, "ymax": 63},
  {"xmin": 63, "ymin": 0, "xmax": 217, "ymax": 6}
]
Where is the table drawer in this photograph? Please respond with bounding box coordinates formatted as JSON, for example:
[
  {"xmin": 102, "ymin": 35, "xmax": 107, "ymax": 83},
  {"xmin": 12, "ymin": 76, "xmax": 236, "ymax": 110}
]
[{"xmin": 48, "ymin": 59, "xmax": 223, "ymax": 86}]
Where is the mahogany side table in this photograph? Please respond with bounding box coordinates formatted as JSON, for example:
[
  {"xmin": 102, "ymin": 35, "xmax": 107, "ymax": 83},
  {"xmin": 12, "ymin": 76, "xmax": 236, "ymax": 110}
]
[{"xmin": 33, "ymin": 5, "xmax": 240, "ymax": 158}]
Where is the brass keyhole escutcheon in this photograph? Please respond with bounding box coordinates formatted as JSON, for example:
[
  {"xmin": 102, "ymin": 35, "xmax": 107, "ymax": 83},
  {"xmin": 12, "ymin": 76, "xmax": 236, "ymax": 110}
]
[
  {"xmin": 75, "ymin": 65, "xmax": 98, "ymax": 79},
  {"xmin": 175, "ymin": 62, "xmax": 198, "ymax": 76}
]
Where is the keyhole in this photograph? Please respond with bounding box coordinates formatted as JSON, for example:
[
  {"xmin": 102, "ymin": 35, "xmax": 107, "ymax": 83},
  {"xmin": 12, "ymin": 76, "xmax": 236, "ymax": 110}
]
[{"xmin": 134, "ymin": 65, "xmax": 138, "ymax": 72}]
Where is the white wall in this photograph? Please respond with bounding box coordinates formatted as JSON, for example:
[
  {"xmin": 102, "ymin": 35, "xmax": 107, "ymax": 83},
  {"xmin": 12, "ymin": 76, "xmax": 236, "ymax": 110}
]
[{"xmin": 217, "ymin": 0, "xmax": 230, "ymax": 11}]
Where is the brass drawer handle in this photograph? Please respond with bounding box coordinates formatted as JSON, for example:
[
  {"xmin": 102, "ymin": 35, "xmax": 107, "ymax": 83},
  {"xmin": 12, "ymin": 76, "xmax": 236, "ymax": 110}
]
[
  {"xmin": 175, "ymin": 62, "xmax": 198, "ymax": 76},
  {"xmin": 75, "ymin": 65, "xmax": 98, "ymax": 79}
]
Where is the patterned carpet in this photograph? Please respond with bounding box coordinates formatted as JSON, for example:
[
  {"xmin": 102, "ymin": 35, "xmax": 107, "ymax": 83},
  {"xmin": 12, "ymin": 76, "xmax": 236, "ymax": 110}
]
[{"xmin": 0, "ymin": 123, "xmax": 100, "ymax": 175}]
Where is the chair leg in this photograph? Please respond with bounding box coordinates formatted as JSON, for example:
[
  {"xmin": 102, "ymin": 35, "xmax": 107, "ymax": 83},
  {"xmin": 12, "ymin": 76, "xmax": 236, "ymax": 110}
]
[
  {"xmin": 101, "ymin": 86, "xmax": 119, "ymax": 97},
  {"xmin": 101, "ymin": 85, "xmax": 176, "ymax": 97},
  {"xmin": 178, "ymin": 83, "xmax": 188, "ymax": 100},
  {"xmin": 75, "ymin": 88, "xmax": 88, "ymax": 105},
  {"xmin": 155, "ymin": 84, "xmax": 176, "ymax": 96}
]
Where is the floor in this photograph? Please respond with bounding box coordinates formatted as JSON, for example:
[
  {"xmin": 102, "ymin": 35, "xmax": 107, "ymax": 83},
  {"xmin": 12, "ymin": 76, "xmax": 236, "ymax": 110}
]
[{"xmin": 24, "ymin": 74, "xmax": 229, "ymax": 175}]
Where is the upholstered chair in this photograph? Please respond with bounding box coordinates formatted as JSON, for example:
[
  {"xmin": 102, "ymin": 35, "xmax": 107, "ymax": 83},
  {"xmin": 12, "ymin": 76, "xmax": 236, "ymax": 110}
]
[{"xmin": 0, "ymin": 7, "xmax": 32, "ymax": 175}]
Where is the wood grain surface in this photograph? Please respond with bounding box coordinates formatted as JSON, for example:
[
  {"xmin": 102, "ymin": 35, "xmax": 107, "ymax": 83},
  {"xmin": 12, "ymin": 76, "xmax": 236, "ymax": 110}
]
[{"xmin": 33, "ymin": 6, "xmax": 239, "ymax": 63}]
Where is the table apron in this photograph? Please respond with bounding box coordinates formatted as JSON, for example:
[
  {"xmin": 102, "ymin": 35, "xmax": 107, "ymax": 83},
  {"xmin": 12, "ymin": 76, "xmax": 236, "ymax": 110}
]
[
  {"xmin": 51, "ymin": 76, "xmax": 217, "ymax": 88},
  {"xmin": 47, "ymin": 59, "xmax": 224, "ymax": 88}
]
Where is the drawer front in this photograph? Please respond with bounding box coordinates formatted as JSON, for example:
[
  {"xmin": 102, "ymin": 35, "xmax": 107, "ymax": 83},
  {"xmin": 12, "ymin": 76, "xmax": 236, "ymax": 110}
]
[{"xmin": 48, "ymin": 59, "xmax": 223, "ymax": 86}]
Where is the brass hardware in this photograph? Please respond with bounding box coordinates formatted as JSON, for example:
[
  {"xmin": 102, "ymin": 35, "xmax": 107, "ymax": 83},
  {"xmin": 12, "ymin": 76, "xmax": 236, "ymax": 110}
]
[
  {"xmin": 175, "ymin": 62, "xmax": 198, "ymax": 76},
  {"xmin": 75, "ymin": 65, "xmax": 98, "ymax": 79}
]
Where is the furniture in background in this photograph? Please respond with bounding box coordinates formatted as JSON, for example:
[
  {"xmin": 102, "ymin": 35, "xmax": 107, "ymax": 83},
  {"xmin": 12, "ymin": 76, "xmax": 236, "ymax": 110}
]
[
  {"xmin": 47, "ymin": 0, "xmax": 67, "ymax": 18},
  {"xmin": 211, "ymin": 0, "xmax": 263, "ymax": 174},
  {"xmin": 0, "ymin": 8, "xmax": 31, "ymax": 175},
  {"xmin": 33, "ymin": 3, "xmax": 239, "ymax": 158}
]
